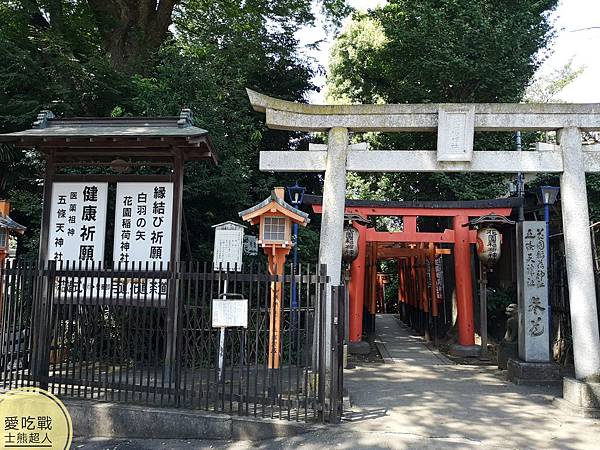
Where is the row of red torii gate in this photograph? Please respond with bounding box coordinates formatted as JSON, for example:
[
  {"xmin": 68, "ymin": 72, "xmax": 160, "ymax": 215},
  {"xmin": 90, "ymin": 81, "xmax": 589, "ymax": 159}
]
[{"xmin": 306, "ymin": 194, "xmax": 518, "ymax": 349}]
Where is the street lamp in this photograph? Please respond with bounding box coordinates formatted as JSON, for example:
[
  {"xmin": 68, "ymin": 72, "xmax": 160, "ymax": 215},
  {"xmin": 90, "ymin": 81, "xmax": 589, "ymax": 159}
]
[
  {"xmin": 286, "ymin": 182, "xmax": 306, "ymax": 312},
  {"xmin": 538, "ymin": 185, "xmax": 560, "ymax": 349}
]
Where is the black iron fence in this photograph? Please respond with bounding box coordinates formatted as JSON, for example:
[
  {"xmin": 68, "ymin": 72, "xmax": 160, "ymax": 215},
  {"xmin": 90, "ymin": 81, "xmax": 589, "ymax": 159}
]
[{"xmin": 0, "ymin": 260, "xmax": 345, "ymax": 423}]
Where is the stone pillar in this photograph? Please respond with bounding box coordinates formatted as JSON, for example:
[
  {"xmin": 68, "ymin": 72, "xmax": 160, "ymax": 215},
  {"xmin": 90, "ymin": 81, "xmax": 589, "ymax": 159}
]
[
  {"xmin": 349, "ymin": 222, "xmax": 366, "ymax": 342},
  {"xmin": 559, "ymin": 126, "xmax": 600, "ymax": 380},
  {"xmin": 318, "ymin": 127, "xmax": 349, "ymax": 370},
  {"xmin": 451, "ymin": 215, "xmax": 478, "ymax": 355}
]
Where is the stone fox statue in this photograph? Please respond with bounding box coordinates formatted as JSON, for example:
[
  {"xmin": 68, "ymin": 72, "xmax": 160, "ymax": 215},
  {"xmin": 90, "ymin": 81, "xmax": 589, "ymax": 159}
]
[{"xmin": 504, "ymin": 303, "xmax": 518, "ymax": 342}]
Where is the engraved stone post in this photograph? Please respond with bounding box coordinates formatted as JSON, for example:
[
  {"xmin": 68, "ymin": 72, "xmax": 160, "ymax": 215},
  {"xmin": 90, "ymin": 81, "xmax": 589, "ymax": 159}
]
[{"xmin": 517, "ymin": 221, "xmax": 550, "ymax": 362}]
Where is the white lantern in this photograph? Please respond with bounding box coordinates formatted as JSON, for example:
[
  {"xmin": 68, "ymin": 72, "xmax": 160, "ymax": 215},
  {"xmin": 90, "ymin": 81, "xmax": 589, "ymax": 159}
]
[
  {"xmin": 476, "ymin": 227, "xmax": 502, "ymax": 267},
  {"xmin": 342, "ymin": 225, "xmax": 360, "ymax": 262}
]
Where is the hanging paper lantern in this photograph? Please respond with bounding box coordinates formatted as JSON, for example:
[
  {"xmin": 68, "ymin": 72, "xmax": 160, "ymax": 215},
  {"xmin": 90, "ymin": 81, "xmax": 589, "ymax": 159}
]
[
  {"xmin": 342, "ymin": 225, "xmax": 360, "ymax": 262},
  {"xmin": 476, "ymin": 227, "xmax": 502, "ymax": 266}
]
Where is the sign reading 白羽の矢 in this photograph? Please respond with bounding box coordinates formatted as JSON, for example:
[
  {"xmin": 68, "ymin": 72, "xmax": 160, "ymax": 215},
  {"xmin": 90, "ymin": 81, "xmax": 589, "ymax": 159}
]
[
  {"xmin": 113, "ymin": 182, "xmax": 173, "ymax": 267},
  {"xmin": 47, "ymin": 182, "xmax": 108, "ymax": 263}
]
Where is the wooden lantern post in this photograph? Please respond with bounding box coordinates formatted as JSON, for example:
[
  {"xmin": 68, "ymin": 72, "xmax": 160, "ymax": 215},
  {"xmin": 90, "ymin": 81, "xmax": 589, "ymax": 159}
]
[{"xmin": 239, "ymin": 187, "xmax": 309, "ymax": 369}]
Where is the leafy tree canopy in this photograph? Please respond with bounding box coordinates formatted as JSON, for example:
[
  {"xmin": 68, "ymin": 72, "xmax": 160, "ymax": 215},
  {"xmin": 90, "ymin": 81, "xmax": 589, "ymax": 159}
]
[
  {"xmin": 0, "ymin": 0, "xmax": 348, "ymax": 259},
  {"xmin": 327, "ymin": 0, "xmax": 559, "ymax": 205}
]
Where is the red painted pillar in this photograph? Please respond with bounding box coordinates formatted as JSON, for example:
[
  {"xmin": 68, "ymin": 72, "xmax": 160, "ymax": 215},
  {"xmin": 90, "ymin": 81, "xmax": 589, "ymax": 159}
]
[
  {"xmin": 453, "ymin": 215, "xmax": 475, "ymax": 346},
  {"xmin": 349, "ymin": 223, "xmax": 367, "ymax": 342}
]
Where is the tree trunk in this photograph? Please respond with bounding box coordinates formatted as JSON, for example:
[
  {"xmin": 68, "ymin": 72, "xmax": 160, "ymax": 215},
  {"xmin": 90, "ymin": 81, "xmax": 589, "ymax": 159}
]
[{"xmin": 88, "ymin": 0, "xmax": 179, "ymax": 74}]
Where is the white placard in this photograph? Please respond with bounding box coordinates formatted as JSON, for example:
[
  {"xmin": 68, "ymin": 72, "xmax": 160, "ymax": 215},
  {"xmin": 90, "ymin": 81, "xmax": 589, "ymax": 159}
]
[
  {"xmin": 517, "ymin": 221, "xmax": 550, "ymax": 362},
  {"xmin": 113, "ymin": 182, "xmax": 173, "ymax": 267},
  {"xmin": 47, "ymin": 182, "xmax": 108, "ymax": 263},
  {"xmin": 213, "ymin": 228, "xmax": 244, "ymax": 271},
  {"xmin": 243, "ymin": 235, "xmax": 258, "ymax": 256},
  {"xmin": 212, "ymin": 298, "xmax": 248, "ymax": 328},
  {"xmin": 437, "ymin": 105, "xmax": 475, "ymax": 162}
]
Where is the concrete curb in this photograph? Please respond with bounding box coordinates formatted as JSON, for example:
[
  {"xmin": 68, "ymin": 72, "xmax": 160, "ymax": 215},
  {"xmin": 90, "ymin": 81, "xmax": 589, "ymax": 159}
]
[{"xmin": 65, "ymin": 400, "xmax": 317, "ymax": 440}]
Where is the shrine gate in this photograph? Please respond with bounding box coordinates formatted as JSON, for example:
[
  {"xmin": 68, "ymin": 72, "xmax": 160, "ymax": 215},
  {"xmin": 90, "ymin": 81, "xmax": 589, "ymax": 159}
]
[
  {"xmin": 247, "ymin": 89, "xmax": 600, "ymax": 384},
  {"xmin": 306, "ymin": 195, "xmax": 519, "ymax": 349}
]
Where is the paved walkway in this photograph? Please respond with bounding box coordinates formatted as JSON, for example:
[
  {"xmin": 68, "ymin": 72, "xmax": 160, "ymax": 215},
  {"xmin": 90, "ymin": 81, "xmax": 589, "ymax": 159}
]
[{"xmin": 75, "ymin": 314, "xmax": 600, "ymax": 449}]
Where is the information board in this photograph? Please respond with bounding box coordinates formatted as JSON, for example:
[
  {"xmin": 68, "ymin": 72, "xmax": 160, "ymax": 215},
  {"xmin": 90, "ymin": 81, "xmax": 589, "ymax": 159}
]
[
  {"xmin": 113, "ymin": 182, "xmax": 173, "ymax": 267},
  {"xmin": 212, "ymin": 298, "xmax": 248, "ymax": 328},
  {"xmin": 47, "ymin": 182, "xmax": 108, "ymax": 263},
  {"xmin": 213, "ymin": 228, "xmax": 244, "ymax": 271}
]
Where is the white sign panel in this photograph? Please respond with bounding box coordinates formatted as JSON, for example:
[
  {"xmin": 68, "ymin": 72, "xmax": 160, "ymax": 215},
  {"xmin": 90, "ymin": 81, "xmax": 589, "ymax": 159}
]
[
  {"xmin": 113, "ymin": 182, "xmax": 173, "ymax": 267},
  {"xmin": 213, "ymin": 229, "xmax": 244, "ymax": 271},
  {"xmin": 47, "ymin": 182, "xmax": 108, "ymax": 263},
  {"xmin": 517, "ymin": 221, "xmax": 550, "ymax": 362},
  {"xmin": 212, "ymin": 298, "xmax": 248, "ymax": 328},
  {"xmin": 437, "ymin": 105, "xmax": 475, "ymax": 162},
  {"xmin": 243, "ymin": 235, "xmax": 258, "ymax": 256}
]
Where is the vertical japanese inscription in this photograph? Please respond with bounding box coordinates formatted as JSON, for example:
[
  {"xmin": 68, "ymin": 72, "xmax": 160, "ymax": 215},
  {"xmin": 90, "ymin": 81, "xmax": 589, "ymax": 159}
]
[
  {"xmin": 518, "ymin": 221, "xmax": 550, "ymax": 362},
  {"xmin": 47, "ymin": 182, "xmax": 108, "ymax": 263},
  {"xmin": 113, "ymin": 182, "xmax": 173, "ymax": 267}
]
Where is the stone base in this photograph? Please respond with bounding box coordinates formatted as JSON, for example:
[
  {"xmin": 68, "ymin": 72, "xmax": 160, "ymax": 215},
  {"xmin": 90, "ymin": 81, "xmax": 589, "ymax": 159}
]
[
  {"xmin": 348, "ymin": 340, "xmax": 371, "ymax": 355},
  {"xmin": 497, "ymin": 341, "xmax": 518, "ymax": 370},
  {"xmin": 553, "ymin": 377, "xmax": 600, "ymax": 418},
  {"xmin": 507, "ymin": 358, "xmax": 561, "ymax": 386},
  {"xmin": 449, "ymin": 344, "xmax": 481, "ymax": 358}
]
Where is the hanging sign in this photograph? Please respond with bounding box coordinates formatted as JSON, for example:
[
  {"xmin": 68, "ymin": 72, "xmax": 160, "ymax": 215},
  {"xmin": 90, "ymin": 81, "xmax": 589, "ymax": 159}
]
[
  {"xmin": 213, "ymin": 222, "xmax": 244, "ymax": 271},
  {"xmin": 243, "ymin": 235, "xmax": 258, "ymax": 256},
  {"xmin": 212, "ymin": 295, "xmax": 248, "ymax": 328},
  {"xmin": 47, "ymin": 182, "xmax": 108, "ymax": 263},
  {"xmin": 113, "ymin": 182, "xmax": 173, "ymax": 267}
]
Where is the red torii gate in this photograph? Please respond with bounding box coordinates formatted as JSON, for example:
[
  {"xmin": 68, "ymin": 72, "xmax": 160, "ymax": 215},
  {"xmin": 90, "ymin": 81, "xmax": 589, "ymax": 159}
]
[{"xmin": 306, "ymin": 195, "xmax": 518, "ymax": 351}]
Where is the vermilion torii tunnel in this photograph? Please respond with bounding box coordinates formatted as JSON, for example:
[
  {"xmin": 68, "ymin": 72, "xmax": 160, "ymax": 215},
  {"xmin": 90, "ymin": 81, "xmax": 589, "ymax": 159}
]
[{"xmin": 305, "ymin": 195, "xmax": 521, "ymax": 353}]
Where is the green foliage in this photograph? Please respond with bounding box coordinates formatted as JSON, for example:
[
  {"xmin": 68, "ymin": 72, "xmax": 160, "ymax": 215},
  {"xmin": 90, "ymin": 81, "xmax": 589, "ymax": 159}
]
[
  {"xmin": 328, "ymin": 0, "xmax": 559, "ymax": 204},
  {"xmin": 0, "ymin": 0, "xmax": 349, "ymax": 261}
]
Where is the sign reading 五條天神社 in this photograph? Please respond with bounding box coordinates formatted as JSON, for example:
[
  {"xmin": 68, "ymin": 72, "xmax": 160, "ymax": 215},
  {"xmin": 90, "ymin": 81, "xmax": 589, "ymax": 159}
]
[
  {"xmin": 113, "ymin": 182, "xmax": 173, "ymax": 267},
  {"xmin": 48, "ymin": 182, "xmax": 108, "ymax": 263},
  {"xmin": 517, "ymin": 221, "xmax": 550, "ymax": 362}
]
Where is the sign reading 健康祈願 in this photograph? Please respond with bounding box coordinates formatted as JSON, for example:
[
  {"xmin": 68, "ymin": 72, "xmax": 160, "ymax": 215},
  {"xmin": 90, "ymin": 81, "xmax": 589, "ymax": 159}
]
[{"xmin": 48, "ymin": 182, "xmax": 108, "ymax": 264}]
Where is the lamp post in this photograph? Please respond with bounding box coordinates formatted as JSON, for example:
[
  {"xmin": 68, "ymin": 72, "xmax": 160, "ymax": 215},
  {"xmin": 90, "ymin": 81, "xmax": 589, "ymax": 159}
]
[
  {"xmin": 286, "ymin": 182, "xmax": 306, "ymax": 311},
  {"xmin": 539, "ymin": 185, "xmax": 560, "ymax": 349}
]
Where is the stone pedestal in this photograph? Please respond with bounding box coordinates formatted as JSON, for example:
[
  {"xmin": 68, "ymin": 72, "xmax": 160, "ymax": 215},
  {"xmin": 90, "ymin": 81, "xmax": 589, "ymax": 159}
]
[
  {"xmin": 450, "ymin": 344, "xmax": 481, "ymax": 358},
  {"xmin": 554, "ymin": 377, "xmax": 600, "ymax": 418},
  {"xmin": 497, "ymin": 341, "xmax": 518, "ymax": 370},
  {"xmin": 348, "ymin": 340, "xmax": 370, "ymax": 355},
  {"xmin": 507, "ymin": 358, "xmax": 561, "ymax": 386}
]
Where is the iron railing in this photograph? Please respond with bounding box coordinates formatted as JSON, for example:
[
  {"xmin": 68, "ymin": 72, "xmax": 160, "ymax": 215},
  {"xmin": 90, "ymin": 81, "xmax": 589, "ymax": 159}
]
[{"xmin": 0, "ymin": 260, "xmax": 345, "ymax": 423}]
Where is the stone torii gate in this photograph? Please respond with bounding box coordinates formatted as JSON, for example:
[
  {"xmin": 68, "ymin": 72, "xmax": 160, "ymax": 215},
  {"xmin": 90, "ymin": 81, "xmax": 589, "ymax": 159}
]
[{"xmin": 247, "ymin": 89, "xmax": 600, "ymax": 382}]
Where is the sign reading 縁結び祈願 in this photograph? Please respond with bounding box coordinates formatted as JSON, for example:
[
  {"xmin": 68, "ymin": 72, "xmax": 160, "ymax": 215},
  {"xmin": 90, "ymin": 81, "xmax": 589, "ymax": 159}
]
[
  {"xmin": 113, "ymin": 182, "xmax": 173, "ymax": 268},
  {"xmin": 517, "ymin": 221, "xmax": 550, "ymax": 362},
  {"xmin": 47, "ymin": 182, "xmax": 108, "ymax": 263}
]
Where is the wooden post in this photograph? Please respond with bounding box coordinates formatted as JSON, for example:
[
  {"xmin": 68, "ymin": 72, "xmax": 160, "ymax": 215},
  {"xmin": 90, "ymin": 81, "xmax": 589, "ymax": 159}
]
[
  {"xmin": 349, "ymin": 223, "xmax": 366, "ymax": 342},
  {"xmin": 453, "ymin": 215, "xmax": 475, "ymax": 346},
  {"xmin": 268, "ymin": 249, "xmax": 287, "ymax": 368}
]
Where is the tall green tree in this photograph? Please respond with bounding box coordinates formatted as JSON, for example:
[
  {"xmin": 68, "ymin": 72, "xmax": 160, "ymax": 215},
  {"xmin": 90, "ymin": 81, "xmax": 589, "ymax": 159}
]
[{"xmin": 328, "ymin": 0, "xmax": 558, "ymax": 203}]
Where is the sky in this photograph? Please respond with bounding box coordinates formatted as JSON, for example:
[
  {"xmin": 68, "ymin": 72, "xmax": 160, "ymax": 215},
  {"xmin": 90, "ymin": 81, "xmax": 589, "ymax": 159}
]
[{"xmin": 298, "ymin": 0, "xmax": 600, "ymax": 103}]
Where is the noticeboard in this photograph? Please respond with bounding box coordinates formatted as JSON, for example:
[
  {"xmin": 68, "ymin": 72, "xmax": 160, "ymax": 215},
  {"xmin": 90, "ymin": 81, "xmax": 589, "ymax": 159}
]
[{"xmin": 212, "ymin": 297, "xmax": 248, "ymax": 328}]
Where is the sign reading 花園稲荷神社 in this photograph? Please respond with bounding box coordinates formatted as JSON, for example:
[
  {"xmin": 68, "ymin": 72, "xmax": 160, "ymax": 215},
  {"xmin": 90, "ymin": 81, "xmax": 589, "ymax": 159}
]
[
  {"xmin": 113, "ymin": 182, "xmax": 173, "ymax": 267},
  {"xmin": 517, "ymin": 221, "xmax": 550, "ymax": 362},
  {"xmin": 47, "ymin": 182, "xmax": 108, "ymax": 263}
]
